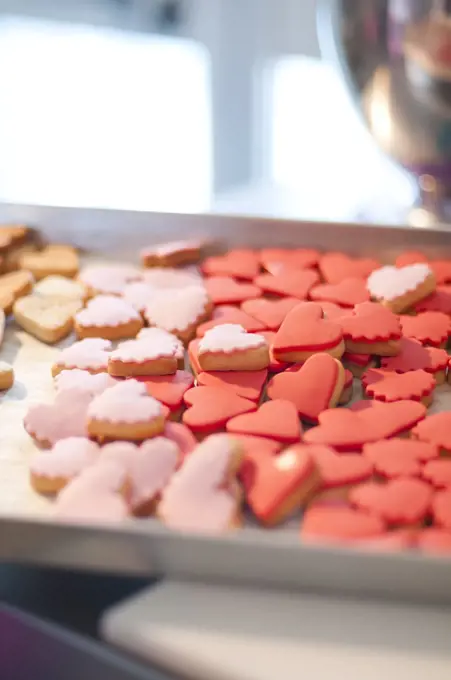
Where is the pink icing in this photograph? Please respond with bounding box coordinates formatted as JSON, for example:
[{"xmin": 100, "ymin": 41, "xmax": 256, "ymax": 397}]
[
  {"xmin": 88, "ymin": 379, "xmax": 163, "ymax": 423},
  {"xmin": 122, "ymin": 282, "xmax": 156, "ymax": 313},
  {"xmin": 24, "ymin": 389, "xmax": 93, "ymax": 446},
  {"xmin": 110, "ymin": 337, "xmax": 178, "ymax": 363},
  {"xmin": 159, "ymin": 434, "xmax": 239, "ymax": 533},
  {"xmin": 30, "ymin": 437, "xmax": 100, "ymax": 479},
  {"xmin": 143, "ymin": 267, "xmax": 201, "ymax": 289},
  {"xmin": 367, "ymin": 264, "xmax": 432, "ymax": 301},
  {"xmin": 137, "ymin": 327, "xmax": 184, "ymax": 359},
  {"xmin": 75, "ymin": 295, "xmax": 141, "ymax": 327},
  {"xmin": 144, "ymin": 285, "xmax": 209, "ymax": 332},
  {"xmin": 198, "ymin": 324, "xmax": 267, "ymax": 354},
  {"xmin": 55, "ymin": 369, "xmax": 118, "ymax": 395},
  {"xmin": 55, "ymin": 338, "xmax": 112, "ymax": 371},
  {"xmin": 79, "ymin": 264, "xmax": 142, "ymax": 295},
  {"xmin": 164, "ymin": 422, "xmax": 197, "ymax": 458}
]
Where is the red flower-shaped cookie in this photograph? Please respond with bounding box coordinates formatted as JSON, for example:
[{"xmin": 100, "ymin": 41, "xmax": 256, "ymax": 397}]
[
  {"xmin": 204, "ymin": 276, "xmax": 261, "ymax": 305},
  {"xmin": 196, "ymin": 305, "xmax": 265, "ymax": 337},
  {"xmin": 139, "ymin": 370, "xmax": 194, "ymax": 415},
  {"xmin": 319, "ymin": 252, "xmax": 380, "ymax": 284},
  {"xmin": 350, "ymin": 478, "xmax": 432, "ymax": 526},
  {"xmin": 259, "ymin": 248, "xmax": 319, "ymax": 275},
  {"xmin": 422, "ymin": 459, "xmax": 451, "ymax": 489},
  {"xmin": 304, "ymin": 400, "xmax": 426, "ymax": 451},
  {"xmin": 301, "ymin": 505, "xmax": 385, "ymax": 543},
  {"xmin": 412, "ymin": 412, "xmax": 451, "ymax": 454},
  {"xmin": 309, "ymin": 278, "xmax": 370, "ymax": 308},
  {"xmin": 362, "ymin": 368, "xmax": 435, "ymax": 404},
  {"xmin": 201, "ymin": 249, "xmax": 260, "ymax": 281},
  {"xmin": 381, "ymin": 337, "xmax": 448, "ymax": 382},
  {"xmin": 254, "ymin": 270, "xmax": 319, "ymax": 300},
  {"xmin": 414, "ymin": 286, "xmax": 451, "ymax": 315},
  {"xmin": 273, "ymin": 302, "xmax": 344, "ymax": 362},
  {"xmin": 431, "ymin": 489, "xmax": 451, "ymax": 530},
  {"xmin": 266, "ymin": 353, "xmax": 345, "ymax": 422},
  {"xmin": 338, "ymin": 302, "xmax": 402, "ymax": 355},
  {"xmin": 363, "ymin": 438, "xmax": 439, "ymax": 479},
  {"xmin": 226, "ymin": 399, "xmax": 302, "ymax": 444},
  {"xmin": 309, "ymin": 446, "xmax": 373, "ymax": 499},
  {"xmin": 197, "ymin": 369, "xmax": 267, "ymax": 403},
  {"xmin": 241, "ymin": 297, "xmax": 299, "ymax": 331},
  {"xmin": 399, "ymin": 311, "xmax": 451, "ymax": 347},
  {"xmin": 183, "ymin": 386, "xmax": 256, "ymax": 434}
]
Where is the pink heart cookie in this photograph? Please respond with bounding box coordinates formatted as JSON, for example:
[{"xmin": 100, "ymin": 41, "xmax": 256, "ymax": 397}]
[
  {"xmin": 55, "ymin": 369, "xmax": 118, "ymax": 395},
  {"xmin": 164, "ymin": 421, "xmax": 198, "ymax": 461},
  {"xmin": 52, "ymin": 338, "xmax": 112, "ymax": 376},
  {"xmin": 143, "ymin": 267, "xmax": 202, "ymax": 290},
  {"xmin": 138, "ymin": 327, "xmax": 185, "ymax": 367},
  {"xmin": 24, "ymin": 388, "xmax": 93, "ymax": 447},
  {"xmin": 30, "ymin": 437, "xmax": 100, "ymax": 494},
  {"xmin": 75, "ymin": 295, "xmax": 143, "ymax": 340},
  {"xmin": 158, "ymin": 433, "xmax": 242, "ymax": 534},
  {"xmin": 79, "ymin": 264, "xmax": 142, "ymax": 296},
  {"xmin": 108, "ymin": 337, "xmax": 178, "ymax": 377},
  {"xmin": 122, "ymin": 281, "xmax": 156, "ymax": 314},
  {"xmin": 87, "ymin": 379, "xmax": 166, "ymax": 441},
  {"xmin": 197, "ymin": 323, "xmax": 269, "ymax": 372},
  {"xmin": 144, "ymin": 285, "xmax": 212, "ymax": 343},
  {"xmin": 367, "ymin": 264, "xmax": 435, "ymax": 313}
]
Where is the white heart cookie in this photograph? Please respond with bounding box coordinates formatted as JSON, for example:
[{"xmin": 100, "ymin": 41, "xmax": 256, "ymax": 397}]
[
  {"xmin": 144, "ymin": 285, "xmax": 210, "ymax": 340},
  {"xmin": 198, "ymin": 323, "xmax": 267, "ymax": 354},
  {"xmin": 76, "ymin": 295, "xmax": 141, "ymax": 328},
  {"xmin": 34, "ymin": 275, "xmax": 87, "ymax": 301},
  {"xmin": 55, "ymin": 369, "xmax": 118, "ymax": 395},
  {"xmin": 53, "ymin": 338, "xmax": 112, "ymax": 375},
  {"xmin": 137, "ymin": 327, "xmax": 184, "ymax": 360},
  {"xmin": 367, "ymin": 264, "xmax": 433, "ymax": 301},
  {"xmin": 88, "ymin": 379, "xmax": 163, "ymax": 424}
]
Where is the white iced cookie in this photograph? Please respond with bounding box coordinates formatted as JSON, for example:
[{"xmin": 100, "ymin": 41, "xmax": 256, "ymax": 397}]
[
  {"xmin": 367, "ymin": 264, "xmax": 435, "ymax": 313},
  {"xmin": 144, "ymin": 285, "xmax": 212, "ymax": 343},
  {"xmin": 34, "ymin": 275, "xmax": 87, "ymax": 301},
  {"xmin": 197, "ymin": 323, "xmax": 270, "ymax": 372},
  {"xmin": 52, "ymin": 338, "xmax": 112, "ymax": 376}
]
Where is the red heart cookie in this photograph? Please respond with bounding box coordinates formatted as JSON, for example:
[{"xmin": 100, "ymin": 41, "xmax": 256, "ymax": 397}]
[
  {"xmin": 201, "ymin": 249, "xmax": 260, "ymax": 281},
  {"xmin": 183, "ymin": 386, "xmax": 256, "ymax": 434},
  {"xmin": 431, "ymin": 488, "xmax": 451, "ymax": 530},
  {"xmin": 381, "ymin": 337, "xmax": 448, "ymax": 383},
  {"xmin": 350, "ymin": 478, "xmax": 432, "ymax": 526},
  {"xmin": 273, "ymin": 302, "xmax": 344, "ymax": 362},
  {"xmin": 319, "ymin": 252, "xmax": 380, "ymax": 284},
  {"xmin": 196, "ymin": 305, "xmax": 266, "ymax": 337},
  {"xmin": 254, "ymin": 270, "xmax": 319, "ymax": 300},
  {"xmin": 363, "ymin": 438, "xmax": 439, "ymax": 479},
  {"xmin": 260, "ymin": 331, "xmax": 290, "ymax": 373},
  {"xmin": 304, "ymin": 400, "xmax": 426, "ymax": 451},
  {"xmin": 236, "ymin": 434, "xmax": 283, "ymax": 489},
  {"xmin": 362, "ymin": 368, "xmax": 435, "ymax": 405},
  {"xmin": 259, "ymin": 248, "xmax": 320, "ymax": 275},
  {"xmin": 416, "ymin": 528, "xmax": 451, "ymax": 555},
  {"xmin": 309, "ymin": 446, "xmax": 373, "ymax": 499},
  {"xmin": 318, "ymin": 301, "xmax": 348, "ymax": 320},
  {"xmin": 197, "ymin": 369, "xmax": 267, "ymax": 403},
  {"xmin": 245, "ymin": 445, "xmax": 319, "ymax": 526},
  {"xmin": 138, "ymin": 370, "xmax": 194, "ymax": 414},
  {"xmin": 205, "ymin": 276, "xmax": 262, "ymax": 305},
  {"xmin": 266, "ymin": 353, "xmax": 345, "ymax": 422},
  {"xmin": 309, "ymin": 278, "xmax": 370, "ymax": 308},
  {"xmin": 241, "ymin": 297, "xmax": 300, "ymax": 331},
  {"xmin": 422, "ymin": 459, "xmax": 451, "ymax": 488},
  {"xmin": 412, "ymin": 412, "xmax": 451, "ymax": 455},
  {"xmin": 414, "ymin": 286, "xmax": 451, "ymax": 315},
  {"xmin": 226, "ymin": 399, "xmax": 302, "ymax": 444},
  {"xmin": 399, "ymin": 311, "xmax": 451, "ymax": 347},
  {"xmin": 301, "ymin": 505, "xmax": 385, "ymax": 543},
  {"xmin": 338, "ymin": 302, "xmax": 402, "ymax": 355}
]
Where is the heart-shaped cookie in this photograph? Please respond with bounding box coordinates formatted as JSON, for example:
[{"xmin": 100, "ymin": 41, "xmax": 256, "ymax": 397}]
[
  {"xmin": 79, "ymin": 264, "xmax": 142, "ymax": 296},
  {"xmin": 52, "ymin": 338, "xmax": 112, "ymax": 376},
  {"xmin": 304, "ymin": 400, "xmax": 426, "ymax": 451},
  {"xmin": 197, "ymin": 369, "xmax": 267, "ymax": 402},
  {"xmin": 108, "ymin": 337, "xmax": 179, "ymax": 377},
  {"xmin": 412, "ymin": 411, "xmax": 451, "ymax": 455},
  {"xmin": 138, "ymin": 327, "xmax": 184, "ymax": 367},
  {"xmin": 400, "ymin": 311, "xmax": 451, "ymax": 347},
  {"xmin": 241, "ymin": 297, "xmax": 299, "ymax": 331},
  {"xmin": 122, "ymin": 281, "xmax": 156, "ymax": 314},
  {"xmin": 338, "ymin": 301, "xmax": 402, "ymax": 355},
  {"xmin": 432, "ymin": 489, "xmax": 451, "ymax": 530},
  {"xmin": 143, "ymin": 267, "xmax": 202, "ymax": 290},
  {"xmin": 204, "ymin": 276, "xmax": 262, "ymax": 305},
  {"xmin": 14, "ymin": 294, "xmax": 82, "ymax": 344},
  {"xmin": 19, "ymin": 244, "xmax": 79, "ymax": 280},
  {"xmin": 198, "ymin": 324, "xmax": 269, "ymax": 372},
  {"xmin": 260, "ymin": 331, "xmax": 290, "ymax": 373},
  {"xmin": 342, "ymin": 352, "xmax": 375, "ymax": 378},
  {"xmin": 141, "ymin": 239, "xmax": 203, "ymax": 267},
  {"xmin": 395, "ymin": 252, "xmax": 451, "ymax": 285},
  {"xmin": 24, "ymin": 388, "xmax": 93, "ymax": 447},
  {"xmin": 309, "ymin": 446, "xmax": 373, "ymax": 501},
  {"xmin": 139, "ymin": 370, "xmax": 194, "ymax": 416},
  {"xmin": 414, "ymin": 286, "xmax": 451, "ymax": 315},
  {"xmin": 34, "ymin": 275, "xmax": 88, "ymax": 302},
  {"xmin": 273, "ymin": 301, "xmax": 344, "ymax": 362},
  {"xmin": 0, "ymin": 270, "xmax": 34, "ymax": 314},
  {"xmin": 259, "ymin": 248, "xmax": 320, "ymax": 275},
  {"xmin": 350, "ymin": 478, "xmax": 432, "ymax": 526},
  {"xmin": 381, "ymin": 337, "xmax": 448, "ymax": 383},
  {"xmin": 362, "ymin": 368, "xmax": 436, "ymax": 405},
  {"xmin": 196, "ymin": 304, "xmax": 266, "ymax": 337},
  {"xmin": 367, "ymin": 264, "xmax": 435, "ymax": 313},
  {"xmin": 183, "ymin": 386, "xmax": 256, "ymax": 435},
  {"xmin": 164, "ymin": 421, "xmax": 198, "ymax": 461},
  {"xmin": 159, "ymin": 433, "xmax": 242, "ymax": 533},
  {"xmin": 75, "ymin": 295, "xmax": 143, "ymax": 341},
  {"xmin": 226, "ymin": 399, "xmax": 302, "ymax": 444},
  {"xmin": 309, "ymin": 278, "xmax": 370, "ymax": 307},
  {"xmin": 319, "ymin": 252, "xmax": 380, "ymax": 284},
  {"xmin": 266, "ymin": 353, "xmax": 345, "ymax": 422},
  {"xmin": 30, "ymin": 437, "xmax": 100, "ymax": 494},
  {"xmin": 245, "ymin": 445, "xmax": 319, "ymax": 526},
  {"xmin": 422, "ymin": 459, "xmax": 451, "ymax": 488},
  {"xmin": 301, "ymin": 505, "xmax": 385, "ymax": 543},
  {"xmin": 254, "ymin": 270, "xmax": 319, "ymax": 300},
  {"xmin": 55, "ymin": 369, "xmax": 118, "ymax": 396},
  {"xmin": 364, "ymin": 438, "xmax": 438, "ymax": 479},
  {"xmin": 236, "ymin": 434, "xmax": 283, "ymax": 489},
  {"xmin": 202, "ymin": 249, "xmax": 260, "ymax": 280},
  {"xmin": 144, "ymin": 285, "xmax": 212, "ymax": 343},
  {"xmin": 416, "ymin": 528, "xmax": 451, "ymax": 555}
]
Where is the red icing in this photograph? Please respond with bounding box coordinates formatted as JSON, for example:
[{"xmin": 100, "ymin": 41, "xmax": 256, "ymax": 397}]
[
  {"xmin": 413, "ymin": 412, "xmax": 451, "ymax": 452},
  {"xmin": 423, "ymin": 459, "xmax": 451, "ymax": 488},
  {"xmin": 236, "ymin": 435, "xmax": 283, "ymax": 489},
  {"xmin": 309, "ymin": 445, "xmax": 373, "ymax": 489},
  {"xmin": 343, "ymin": 351, "xmax": 372, "ymax": 366},
  {"xmin": 416, "ymin": 528, "xmax": 451, "ymax": 554},
  {"xmin": 304, "ymin": 400, "xmax": 426, "ymax": 451},
  {"xmin": 399, "ymin": 311, "xmax": 451, "ymax": 347},
  {"xmin": 350, "ymin": 478, "xmax": 432, "ymax": 526},
  {"xmin": 183, "ymin": 386, "xmax": 256, "ymax": 434},
  {"xmin": 381, "ymin": 337, "xmax": 448, "ymax": 374},
  {"xmin": 254, "ymin": 270, "xmax": 319, "ymax": 300},
  {"xmin": 260, "ymin": 331, "xmax": 290, "ymax": 373},
  {"xmin": 241, "ymin": 297, "xmax": 299, "ymax": 331},
  {"xmin": 266, "ymin": 353, "xmax": 343, "ymax": 422},
  {"xmin": 197, "ymin": 369, "xmax": 267, "ymax": 403},
  {"xmin": 137, "ymin": 371, "xmax": 194, "ymax": 411},
  {"xmin": 301, "ymin": 505, "xmax": 385, "ymax": 542},
  {"xmin": 201, "ymin": 249, "xmax": 260, "ymax": 281},
  {"xmin": 273, "ymin": 302, "xmax": 343, "ymax": 355},
  {"xmin": 226, "ymin": 399, "xmax": 302, "ymax": 444},
  {"xmin": 259, "ymin": 248, "xmax": 319, "ymax": 274},
  {"xmin": 309, "ymin": 278, "xmax": 370, "ymax": 307},
  {"xmin": 415, "ymin": 286, "xmax": 451, "ymax": 314},
  {"xmin": 196, "ymin": 305, "xmax": 265, "ymax": 337},
  {"xmin": 318, "ymin": 301, "xmax": 348, "ymax": 320},
  {"xmin": 432, "ymin": 489, "xmax": 451, "ymax": 530},
  {"xmin": 362, "ymin": 368, "xmax": 435, "ymax": 403},
  {"xmin": 319, "ymin": 252, "xmax": 380, "ymax": 284},
  {"xmin": 395, "ymin": 251, "xmax": 428, "ymax": 268},
  {"xmin": 205, "ymin": 276, "xmax": 262, "ymax": 305},
  {"xmin": 363, "ymin": 438, "xmax": 439, "ymax": 479},
  {"xmin": 339, "ymin": 302, "xmax": 402, "ymax": 343}
]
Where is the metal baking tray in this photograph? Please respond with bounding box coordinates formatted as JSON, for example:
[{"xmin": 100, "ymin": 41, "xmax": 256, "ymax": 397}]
[{"xmin": 1, "ymin": 202, "xmax": 451, "ymax": 606}]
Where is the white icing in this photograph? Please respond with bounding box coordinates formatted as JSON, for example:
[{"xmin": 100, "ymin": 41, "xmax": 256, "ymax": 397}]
[
  {"xmin": 34, "ymin": 276, "xmax": 86, "ymax": 300},
  {"xmin": 55, "ymin": 369, "xmax": 117, "ymax": 395},
  {"xmin": 144, "ymin": 286, "xmax": 209, "ymax": 332},
  {"xmin": 138, "ymin": 327, "xmax": 184, "ymax": 359},
  {"xmin": 30, "ymin": 437, "xmax": 100, "ymax": 479},
  {"xmin": 88, "ymin": 379, "xmax": 163, "ymax": 423},
  {"xmin": 143, "ymin": 267, "xmax": 202, "ymax": 290},
  {"xmin": 122, "ymin": 282, "xmax": 156, "ymax": 312},
  {"xmin": 198, "ymin": 324, "xmax": 267, "ymax": 354},
  {"xmin": 367, "ymin": 264, "xmax": 432, "ymax": 301},
  {"xmin": 15, "ymin": 296, "xmax": 82, "ymax": 329},
  {"xmin": 75, "ymin": 295, "xmax": 141, "ymax": 327},
  {"xmin": 110, "ymin": 337, "xmax": 177, "ymax": 363},
  {"xmin": 55, "ymin": 338, "xmax": 112, "ymax": 370}
]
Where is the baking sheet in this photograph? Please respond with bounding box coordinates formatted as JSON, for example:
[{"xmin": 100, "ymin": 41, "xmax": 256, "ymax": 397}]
[{"xmin": 2, "ymin": 203, "xmax": 451, "ymax": 604}]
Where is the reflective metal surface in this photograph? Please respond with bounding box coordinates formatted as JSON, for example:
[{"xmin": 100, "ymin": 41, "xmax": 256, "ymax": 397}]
[{"xmin": 318, "ymin": 0, "xmax": 451, "ymax": 223}]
